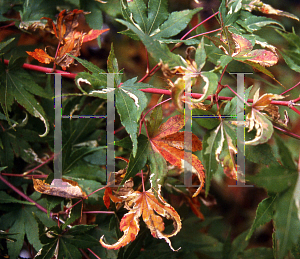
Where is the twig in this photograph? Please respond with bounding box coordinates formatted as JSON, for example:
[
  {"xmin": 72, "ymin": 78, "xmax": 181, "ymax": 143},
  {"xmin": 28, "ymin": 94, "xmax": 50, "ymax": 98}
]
[
  {"xmin": 141, "ymin": 170, "xmax": 145, "ymax": 192},
  {"xmin": 185, "ymin": 28, "xmax": 222, "ymax": 40},
  {"xmin": 3, "ymin": 58, "xmax": 300, "ymax": 109},
  {"xmin": 281, "ymin": 80, "xmax": 300, "ymax": 95},
  {"xmin": 3, "ymin": 59, "xmax": 76, "ymax": 79},
  {"xmin": 83, "ymin": 211, "xmax": 114, "ymax": 214},
  {"xmin": 65, "ymin": 185, "xmax": 108, "ymax": 213},
  {"xmin": 23, "ymin": 154, "xmax": 55, "ymax": 175},
  {"xmin": 0, "ymin": 173, "xmax": 49, "ymax": 215},
  {"xmin": 139, "ymin": 98, "xmax": 172, "ymax": 135},
  {"xmin": 289, "ymin": 106, "xmax": 300, "ymax": 116},
  {"xmin": 181, "ymin": 11, "xmax": 220, "ymax": 40},
  {"xmin": 1, "ymin": 173, "xmax": 48, "ymax": 178},
  {"xmin": 87, "ymin": 248, "xmax": 101, "ymax": 259},
  {"xmin": 273, "ymin": 125, "xmax": 300, "ymax": 140},
  {"xmin": 225, "ymin": 84, "xmax": 250, "ymax": 106}
]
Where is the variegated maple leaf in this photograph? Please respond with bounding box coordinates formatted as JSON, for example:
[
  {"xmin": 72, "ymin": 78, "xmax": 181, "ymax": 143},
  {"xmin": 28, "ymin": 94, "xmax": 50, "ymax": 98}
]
[
  {"xmin": 100, "ymin": 189, "xmax": 182, "ymax": 251},
  {"xmin": 209, "ymin": 31, "xmax": 278, "ymax": 67},
  {"xmin": 246, "ymin": 88, "xmax": 285, "ymax": 145},
  {"xmin": 148, "ymin": 114, "xmax": 205, "ymax": 197},
  {"xmin": 26, "ymin": 9, "xmax": 109, "ymax": 70}
]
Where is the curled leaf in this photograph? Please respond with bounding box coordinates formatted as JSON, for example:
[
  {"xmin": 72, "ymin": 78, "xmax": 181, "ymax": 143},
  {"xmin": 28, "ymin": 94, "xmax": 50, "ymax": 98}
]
[
  {"xmin": 244, "ymin": 0, "xmax": 299, "ymax": 21},
  {"xmin": 26, "ymin": 10, "xmax": 109, "ymax": 70},
  {"xmin": 100, "ymin": 190, "xmax": 181, "ymax": 251},
  {"xmin": 33, "ymin": 178, "xmax": 87, "ymax": 199},
  {"xmin": 245, "ymin": 88, "xmax": 285, "ymax": 145}
]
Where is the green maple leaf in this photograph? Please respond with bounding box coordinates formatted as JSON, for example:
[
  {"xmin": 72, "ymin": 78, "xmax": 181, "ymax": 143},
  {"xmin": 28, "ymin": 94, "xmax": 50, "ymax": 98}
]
[
  {"xmin": 34, "ymin": 215, "xmax": 100, "ymax": 259},
  {"xmin": 0, "ymin": 56, "xmax": 51, "ymax": 137},
  {"xmin": 0, "ymin": 202, "xmax": 56, "ymax": 259},
  {"xmin": 72, "ymin": 52, "xmax": 151, "ymax": 157},
  {"xmin": 120, "ymin": 0, "xmax": 202, "ymax": 40}
]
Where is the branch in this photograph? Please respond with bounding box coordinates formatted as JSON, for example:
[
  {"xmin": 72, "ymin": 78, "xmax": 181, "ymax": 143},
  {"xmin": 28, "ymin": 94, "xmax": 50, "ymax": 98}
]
[
  {"xmin": 3, "ymin": 59, "xmax": 300, "ymax": 108},
  {"xmin": 3, "ymin": 59, "xmax": 76, "ymax": 79},
  {"xmin": 0, "ymin": 173, "xmax": 49, "ymax": 215}
]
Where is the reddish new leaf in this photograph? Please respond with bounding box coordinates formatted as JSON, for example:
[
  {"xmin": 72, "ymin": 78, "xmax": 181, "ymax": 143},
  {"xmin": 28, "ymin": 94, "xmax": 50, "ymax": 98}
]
[
  {"xmin": 26, "ymin": 9, "xmax": 109, "ymax": 70},
  {"xmin": 26, "ymin": 49, "xmax": 54, "ymax": 64},
  {"xmin": 149, "ymin": 114, "xmax": 205, "ymax": 197},
  {"xmin": 213, "ymin": 31, "xmax": 279, "ymax": 68},
  {"xmin": 82, "ymin": 29, "xmax": 109, "ymax": 43},
  {"xmin": 244, "ymin": 49, "xmax": 278, "ymax": 67}
]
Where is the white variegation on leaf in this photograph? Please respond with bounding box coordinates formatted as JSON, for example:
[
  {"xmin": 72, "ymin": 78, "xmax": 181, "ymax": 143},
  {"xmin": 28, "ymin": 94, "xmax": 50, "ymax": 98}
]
[
  {"xmin": 121, "ymin": 88, "xmax": 140, "ymax": 108},
  {"xmin": 245, "ymin": 88, "xmax": 285, "ymax": 145}
]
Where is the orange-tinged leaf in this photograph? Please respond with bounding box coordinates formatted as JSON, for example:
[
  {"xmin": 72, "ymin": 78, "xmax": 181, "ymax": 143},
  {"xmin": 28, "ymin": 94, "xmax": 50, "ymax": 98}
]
[
  {"xmin": 26, "ymin": 49, "xmax": 54, "ymax": 64},
  {"xmin": 186, "ymin": 196, "xmax": 205, "ymax": 220},
  {"xmin": 244, "ymin": 49, "xmax": 278, "ymax": 67},
  {"xmin": 32, "ymin": 178, "xmax": 87, "ymax": 199},
  {"xmin": 56, "ymin": 9, "xmax": 84, "ymax": 41},
  {"xmin": 161, "ymin": 132, "xmax": 202, "ymax": 151},
  {"xmin": 41, "ymin": 17, "xmax": 57, "ymax": 37},
  {"xmin": 55, "ymin": 31, "xmax": 83, "ymax": 70},
  {"xmin": 151, "ymin": 141, "xmax": 183, "ymax": 168},
  {"xmin": 231, "ymin": 33, "xmax": 253, "ymax": 57},
  {"xmin": 149, "ymin": 114, "xmax": 205, "ymax": 197},
  {"xmin": 152, "ymin": 114, "xmax": 186, "ymax": 139},
  {"xmin": 100, "ymin": 190, "xmax": 181, "ymax": 251},
  {"xmin": 151, "ymin": 138, "xmax": 205, "ymax": 197},
  {"xmin": 82, "ymin": 28, "xmax": 110, "ymax": 43},
  {"xmin": 213, "ymin": 32, "xmax": 279, "ymax": 68},
  {"xmin": 103, "ymin": 188, "xmax": 112, "ymax": 209},
  {"xmin": 252, "ymin": 90, "xmax": 285, "ymax": 110},
  {"xmin": 26, "ymin": 9, "xmax": 108, "ymax": 70}
]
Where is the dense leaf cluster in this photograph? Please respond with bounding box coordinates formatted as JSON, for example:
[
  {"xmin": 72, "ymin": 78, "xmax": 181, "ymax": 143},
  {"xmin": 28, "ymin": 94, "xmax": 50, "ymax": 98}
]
[{"xmin": 0, "ymin": 0, "xmax": 300, "ymax": 258}]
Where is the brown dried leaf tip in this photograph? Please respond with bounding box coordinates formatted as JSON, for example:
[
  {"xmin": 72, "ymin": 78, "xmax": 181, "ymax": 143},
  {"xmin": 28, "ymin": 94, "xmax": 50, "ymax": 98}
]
[
  {"xmin": 26, "ymin": 9, "xmax": 109, "ymax": 70},
  {"xmin": 33, "ymin": 178, "xmax": 87, "ymax": 199}
]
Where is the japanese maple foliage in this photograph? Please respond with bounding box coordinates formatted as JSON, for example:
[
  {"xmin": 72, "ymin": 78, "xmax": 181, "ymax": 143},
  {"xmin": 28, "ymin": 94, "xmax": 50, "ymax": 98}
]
[{"xmin": 26, "ymin": 9, "xmax": 109, "ymax": 70}]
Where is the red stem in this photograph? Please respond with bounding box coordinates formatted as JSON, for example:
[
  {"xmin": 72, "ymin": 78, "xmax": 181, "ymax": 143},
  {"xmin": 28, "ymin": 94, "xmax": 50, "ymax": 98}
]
[
  {"xmin": 65, "ymin": 185, "xmax": 108, "ymax": 213},
  {"xmin": 87, "ymin": 248, "xmax": 101, "ymax": 259},
  {"xmin": 3, "ymin": 59, "xmax": 76, "ymax": 79},
  {"xmin": 293, "ymin": 96, "xmax": 300, "ymax": 103},
  {"xmin": 141, "ymin": 170, "xmax": 145, "ymax": 192},
  {"xmin": 24, "ymin": 154, "xmax": 55, "ymax": 175},
  {"xmin": 0, "ymin": 21, "xmax": 15, "ymax": 30},
  {"xmin": 0, "ymin": 173, "xmax": 50, "ymax": 216},
  {"xmin": 185, "ymin": 28, "xmax": 222, "ymax": 40},
  {"xmin": 226, "ymin": 84, "xmax": 250, "ymax": 106},
  {"xmin": 181, "ymin": 11, "xmax": 220, "ymax": 40},
  {"xmin": 3, "ymin": 60, "xmax": 300, "ymax": 108},
  {"xmin": 139, "ymin": 98, "xmax": 172, "ymax": 135},
  {"xmin": 281, "ymin": 80, "xmax": 300, "ymax": 95},
  {"xmin": 273, "ymin": 125, "xmax": 300, "ymax": 140},
  {"xmin": 1, "ymin": 173, "xmax": 48, "ymax": 178},
  {"xmin": 83, "ymin": 211, "xmax": 114, "ymax": 214},
  {"xmin": 289, "ymin": 106, "xmax": 300, "ymax": 116}
]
